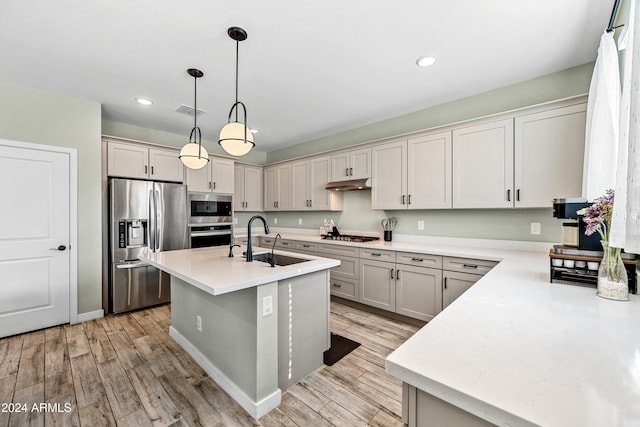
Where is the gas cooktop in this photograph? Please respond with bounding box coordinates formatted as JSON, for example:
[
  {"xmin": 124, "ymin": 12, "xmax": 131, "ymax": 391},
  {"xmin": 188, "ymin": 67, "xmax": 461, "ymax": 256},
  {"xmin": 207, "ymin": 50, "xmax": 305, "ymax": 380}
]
[{"xmin": 322, "ymin": 234, "xmax": 380, "ymax": 243}]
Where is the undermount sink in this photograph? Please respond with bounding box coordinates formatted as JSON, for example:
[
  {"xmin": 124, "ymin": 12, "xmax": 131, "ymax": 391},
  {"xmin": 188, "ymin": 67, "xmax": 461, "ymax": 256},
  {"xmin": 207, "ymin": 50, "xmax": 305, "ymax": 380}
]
[{"xmin": 251, "ymin": 253, "xmax": 308, "ymax": 266}]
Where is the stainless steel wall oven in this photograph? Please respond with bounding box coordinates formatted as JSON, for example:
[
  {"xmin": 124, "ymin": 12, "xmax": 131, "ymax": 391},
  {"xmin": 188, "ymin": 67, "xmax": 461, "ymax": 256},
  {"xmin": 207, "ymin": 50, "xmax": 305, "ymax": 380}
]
[{"xmin": 188, "ymin": 192, "xmax": 233, "ymax": 247}]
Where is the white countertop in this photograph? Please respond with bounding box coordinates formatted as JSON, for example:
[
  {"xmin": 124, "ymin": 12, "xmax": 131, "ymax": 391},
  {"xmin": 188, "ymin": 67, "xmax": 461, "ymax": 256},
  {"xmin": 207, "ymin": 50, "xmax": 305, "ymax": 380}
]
[
  {"xmin": 243, "ymin": 231, "xmax": 640, "ymax": 426},
  {"xmin": 140, "ymin": 246, "xmax": 339, "ymax": 296}
]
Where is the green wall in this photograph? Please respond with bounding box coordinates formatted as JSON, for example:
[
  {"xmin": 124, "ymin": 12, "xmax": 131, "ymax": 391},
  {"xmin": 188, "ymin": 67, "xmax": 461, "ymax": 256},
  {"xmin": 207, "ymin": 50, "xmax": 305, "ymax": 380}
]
[{"xmin": 0, "ymin": 80, "xmax": 102, "ymax": 314}]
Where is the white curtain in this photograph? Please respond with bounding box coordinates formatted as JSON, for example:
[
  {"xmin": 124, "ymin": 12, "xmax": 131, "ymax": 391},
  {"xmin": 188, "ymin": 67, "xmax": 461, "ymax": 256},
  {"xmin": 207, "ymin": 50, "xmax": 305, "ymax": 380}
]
[
  {"xmin": 611, "ymin": 0, "xmax": 640, "ymax": 255},
  {"xmin": 582, "ymin": 30, "xmax": 621, "ymax": 201}
]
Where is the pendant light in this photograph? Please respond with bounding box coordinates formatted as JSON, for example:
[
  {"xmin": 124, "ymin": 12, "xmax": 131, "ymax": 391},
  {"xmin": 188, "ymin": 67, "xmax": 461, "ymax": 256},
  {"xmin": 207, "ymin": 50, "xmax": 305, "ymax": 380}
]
[
  {"xmin": 179, "ymin": 68, "xmax": 210, "ymax": 169},
  {"xmin": 219, "ymin": 26, "xmax": 255, "ymax": 157}
]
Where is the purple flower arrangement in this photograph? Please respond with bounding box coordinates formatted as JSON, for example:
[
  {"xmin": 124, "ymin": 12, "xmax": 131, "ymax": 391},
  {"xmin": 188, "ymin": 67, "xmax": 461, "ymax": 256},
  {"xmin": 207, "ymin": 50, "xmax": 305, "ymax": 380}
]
[{"xmin": 577, "ymin": 190, "xmax": 614, "ymax": 240}]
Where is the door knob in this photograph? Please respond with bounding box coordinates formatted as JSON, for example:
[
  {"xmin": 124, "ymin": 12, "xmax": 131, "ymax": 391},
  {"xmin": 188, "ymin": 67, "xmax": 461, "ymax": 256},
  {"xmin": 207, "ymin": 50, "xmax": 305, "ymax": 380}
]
[{"xmin": 50, "ymin": 245, "xmax": 67, "ymax": 251}]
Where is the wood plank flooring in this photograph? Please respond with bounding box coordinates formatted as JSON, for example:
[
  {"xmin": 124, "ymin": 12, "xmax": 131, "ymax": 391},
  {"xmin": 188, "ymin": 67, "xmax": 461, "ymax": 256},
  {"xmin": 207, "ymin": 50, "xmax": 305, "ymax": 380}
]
[{"xmin": 0, "ymin": 299, "xmax": 420, "ymax": 426}]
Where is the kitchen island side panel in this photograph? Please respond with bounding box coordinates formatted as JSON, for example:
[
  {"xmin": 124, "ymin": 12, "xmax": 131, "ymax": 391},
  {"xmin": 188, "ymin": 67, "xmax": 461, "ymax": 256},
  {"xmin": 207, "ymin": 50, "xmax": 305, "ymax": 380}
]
[{"xmin": 170, "ymin": 276, "xmax": 279, "ymax": 404}]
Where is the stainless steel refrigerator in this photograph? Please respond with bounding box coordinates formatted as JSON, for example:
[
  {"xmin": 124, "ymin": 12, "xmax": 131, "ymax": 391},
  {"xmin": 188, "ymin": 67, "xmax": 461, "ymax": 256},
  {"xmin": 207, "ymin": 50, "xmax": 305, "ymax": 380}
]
[{"xmin": 109, "ymin": 178, "xmax": 188, "ymax": 313}]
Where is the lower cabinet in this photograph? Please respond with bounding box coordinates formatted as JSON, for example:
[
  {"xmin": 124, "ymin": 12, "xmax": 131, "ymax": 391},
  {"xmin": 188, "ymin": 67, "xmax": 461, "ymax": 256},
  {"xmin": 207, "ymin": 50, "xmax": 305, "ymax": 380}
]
[
  {"xmin": 320, "ymin": 244, "xmax": 360, "ymax": 302},
  {"xmin": 442, "ymin": 270, "xmax": 482, "ymax": 309},
  {"xmin": 360, "ymin": 259, "xmax": 396, "ymax": 311},
  {"xmin": 396, "ymin": 264, "xmax": 443, "ymax": 321}
]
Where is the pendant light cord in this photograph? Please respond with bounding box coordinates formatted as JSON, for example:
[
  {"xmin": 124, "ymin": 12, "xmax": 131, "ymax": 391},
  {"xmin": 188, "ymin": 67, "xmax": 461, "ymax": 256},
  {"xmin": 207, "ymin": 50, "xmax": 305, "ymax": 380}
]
[{"xmin": 235, "ymin": 39, "xmax": 239, "ymax": 122}]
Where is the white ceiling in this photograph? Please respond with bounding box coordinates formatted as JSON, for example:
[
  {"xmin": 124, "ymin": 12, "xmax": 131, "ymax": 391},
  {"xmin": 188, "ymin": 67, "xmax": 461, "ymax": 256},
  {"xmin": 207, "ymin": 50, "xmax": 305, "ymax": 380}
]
[{"xmin": 0, "ymin": 1, "xmax": 613, "ymax": 153}]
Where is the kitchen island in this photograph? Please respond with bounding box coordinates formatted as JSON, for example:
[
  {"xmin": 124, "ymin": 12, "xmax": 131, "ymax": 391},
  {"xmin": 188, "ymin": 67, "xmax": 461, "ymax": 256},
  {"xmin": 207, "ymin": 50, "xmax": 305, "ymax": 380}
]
[{"xmin": 140, "ymin": 245, "xmax": 340, "ymax": 419}]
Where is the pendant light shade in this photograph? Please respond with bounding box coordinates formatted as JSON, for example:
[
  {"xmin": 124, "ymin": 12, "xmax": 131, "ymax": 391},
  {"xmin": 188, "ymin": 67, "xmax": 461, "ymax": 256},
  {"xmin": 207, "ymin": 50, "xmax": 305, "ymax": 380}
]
[
  {"xmin": 219, "ymin": 27, "xmax": 255, "ymax": 157},
  {"xmin": 180, "ymin": 68, "xmax": 209, "ymax": 169}
]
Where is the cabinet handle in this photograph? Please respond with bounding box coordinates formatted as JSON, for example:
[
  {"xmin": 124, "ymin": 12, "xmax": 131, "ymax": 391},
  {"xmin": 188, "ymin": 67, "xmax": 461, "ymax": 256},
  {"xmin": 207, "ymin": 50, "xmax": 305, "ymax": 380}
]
[
  {"xmin": 390, "ymin": 268, "xmax": 394, "ymax": 279},
  {"xmin": 213, "ymin": 182, "xmax": 216, "ymax": 190},
  {"xmin": 396, "ymin": 269, "xmax": 400, "ymax": 279},
  {"xmin": 408, "ymin": 194, "xmax": 411, "ymax": 204},
  {"xmin": 145, "ymin": 165, "xmax": 148, "ymax": 174},
  {"xmin": 309, "ymin": 199, "xmax": 312, "ymax": 207},
  {"xmin": 282, "ymin": 242, "xmax": 289, "ymax": 246},
  {"xmin": 209, "ymin": 182, "xmax": 212, "ymax": 189},
  {"xmin": 412, "ymin": 258, "xmax": 424, "ymax": 262},
  {"xmin": 303, "ymin": 244, "xmax": 311, "ymax": 248},
  {"xmin": 276, "ymin": 201, "xmax": 279, "ymax": 208},
  {"xmin": 371, "ymin": 253, "xmax": 382, "ymax": 257},
  {"xmin": 516, "ymin": 189, "xmax": 520, "ymax": 202},
  {"xmin": 444, "ymin": 277, "xmax": 448, "ymax": 289},
  {"xmin": 332, "ymin": 283, "xmax": 342, "ymax": 288},
  {"xmin": 151, "ymin": 166, "xmax": 154, "ymax": 175},
  {"xmin": 345, "ymin": 168, "xmax": 349, "ymax": 176},
  {"xmin": 463, "ymin": 264, "xmax": 478, "ymax": 269},
  {"xmin": 507, "ymin": 189, "xmax": 511, "ymax": 202},
  {"xmin": 350, "ymin": 167, "xmax": 353, "ymax": 176},
  {"xmin": 402, "ymin": 195, "xmax": 406, "ymax": 204}
]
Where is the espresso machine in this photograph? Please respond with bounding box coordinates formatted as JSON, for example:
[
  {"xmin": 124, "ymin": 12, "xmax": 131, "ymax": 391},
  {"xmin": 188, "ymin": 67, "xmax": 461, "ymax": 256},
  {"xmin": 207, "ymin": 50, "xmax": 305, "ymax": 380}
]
[{"xmin": 550, "ymin": 198, "xmax": 637, "ymax": 293}]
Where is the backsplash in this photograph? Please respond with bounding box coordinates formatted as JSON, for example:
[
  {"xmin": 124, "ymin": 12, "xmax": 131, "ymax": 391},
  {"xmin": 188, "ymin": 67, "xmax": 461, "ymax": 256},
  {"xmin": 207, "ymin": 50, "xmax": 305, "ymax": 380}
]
[{"xmin": 234, "ymin": 191, "xmax": 561, "ymax": 242}]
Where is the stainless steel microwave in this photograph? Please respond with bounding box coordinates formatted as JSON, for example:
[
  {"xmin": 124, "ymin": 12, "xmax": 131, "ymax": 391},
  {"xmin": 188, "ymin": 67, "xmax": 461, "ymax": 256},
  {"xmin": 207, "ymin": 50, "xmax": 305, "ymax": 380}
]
[{"xmin": 188, "ymin": 192, "xmax": 233, "ymax": 225}]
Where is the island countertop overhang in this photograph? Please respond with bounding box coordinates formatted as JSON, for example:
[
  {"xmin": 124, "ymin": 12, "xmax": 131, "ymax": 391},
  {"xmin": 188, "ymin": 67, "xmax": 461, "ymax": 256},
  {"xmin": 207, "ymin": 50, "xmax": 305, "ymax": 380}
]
[{"xmin": 139, "ymin": 246, "xmax": 340, "ymax": 296}]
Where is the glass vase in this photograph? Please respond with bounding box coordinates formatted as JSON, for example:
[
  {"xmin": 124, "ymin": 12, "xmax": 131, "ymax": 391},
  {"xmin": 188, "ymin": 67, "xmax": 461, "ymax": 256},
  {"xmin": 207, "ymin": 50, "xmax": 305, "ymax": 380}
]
[{"xmin": 597, "ymin": 240, "xmax": 629, "ymax": 301}]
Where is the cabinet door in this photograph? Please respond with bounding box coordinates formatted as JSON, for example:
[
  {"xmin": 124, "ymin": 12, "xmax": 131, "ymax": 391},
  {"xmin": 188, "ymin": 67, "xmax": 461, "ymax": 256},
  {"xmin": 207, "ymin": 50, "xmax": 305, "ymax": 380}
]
[
  {"xmin": 107, "ymin": 142, "xmax": 149, "ymax": 179},
  {"xmin": 330, "ymin": 151, "xmax": 350, "ymax": 181},
  {"xmin": 233, "ymin": 165, "xmax": 245, "ymax": 211},
  {"xmin": 350, "ymin": 147, "xmax": 372, "ymax": 179},
  {"xmin": 276, "ymin": 163, "xmax": 292, "ymax": 210},
  {"xmin": 360, "ymin": 259, "xmax": 395, "ymax": 311},
  {"xmin": 396, "ymin": 265, "xmax": 443, "ymax": 321},
  {"xmin": 408, "ymin": 131, "xmax": 452, "ymax": 209},
  {"xmin": 514, "ymin": 103, "xmax": 586, "ymax": 207},
  {"xmin": 149, "ymin": 148, "xmax": 184, "ymax": 183},
  {"xmin": 442, "ymin": 270, "xmax": 482, "ymax": 309},
  {"xmin": 309, "ymin": 155, "xmax": 331, "ymax": 210},
  {"xmin": 291, "ymin": 160, "xmax": 310, "ymax": 210},
  {"xmin": 263, "ymin": 166, "xmax": 278, "ymax": 211},
  {"xmin": 184, "ymin": 160, "xmax": 212, "ymax": 193},
  {"xmin": 452, "ymin": 119, "xmax": 514, "ymax": 208},
  {"xmin": 372, "ymin": 140, "xmax": 407, "ymax": 210},
  {"xmin": 243, "ymin": 165, "xmax": 262, "ymax": 211},
  {"xmin": 211, "ymin": 157, "xmax": 234, "ymax": 194}
]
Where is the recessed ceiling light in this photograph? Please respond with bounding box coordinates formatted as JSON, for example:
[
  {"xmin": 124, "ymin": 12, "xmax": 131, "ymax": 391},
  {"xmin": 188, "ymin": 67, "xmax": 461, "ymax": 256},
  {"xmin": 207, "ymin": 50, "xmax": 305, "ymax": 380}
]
[
  {"xmin": 416, "ymin": 56, "xmax": 436, "ymax": 67},
  {"xmin": 135, "ymin": 97, "xmax": 153, "ymax": 105},
  {"xmin": 250, "ymin": 128, "xmax": 259, "ymax": 134}
]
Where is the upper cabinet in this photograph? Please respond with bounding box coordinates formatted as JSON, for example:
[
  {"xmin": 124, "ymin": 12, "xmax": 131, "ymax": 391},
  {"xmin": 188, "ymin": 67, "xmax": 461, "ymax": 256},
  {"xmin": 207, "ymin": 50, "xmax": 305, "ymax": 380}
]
[
  {"xmin": 234, "ymin": 164, "xmax": 263, "ymax": 211},
  {"xmin": 330, "ymin": 147, "xmax": 372, "ymax": 181},
  {"xmin": 107, "ymin": 141, "xmax": 184, "ymax": 182},
  {"xmin": 264, "ymin": 163, "xmax": 292, "ymax": 211},
  {"xmin": 185, "ymin": 156, "xmax": 235, "ymax": 194},
  {"xmin": 452, "ymin": 118, "xmax": 514, "ymax": 209},
  {"xmin": 372, "ymin": 131, "xmax": 451, "ymax": 210},
  {"xmin": 292, "ymin": 155, "xmax": 343, "ymax": 211},
  {"xmin": 514, "ymin": 103, "xmax": 586, "ymax": 207}
]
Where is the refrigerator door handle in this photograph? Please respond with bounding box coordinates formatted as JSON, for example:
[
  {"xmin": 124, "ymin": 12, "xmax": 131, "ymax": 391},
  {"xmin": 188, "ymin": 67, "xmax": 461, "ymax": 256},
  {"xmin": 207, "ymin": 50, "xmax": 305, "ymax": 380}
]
[
  {"xmin": 155, "ymin": 188, "xmax": 162, "ymax": 251},
  {"xmin": 148, "ymin": 189, "xmax": 155, "ymax": 252},
  {"xmin": 115, "ymin": 261, "xmax": 147, "ymax": 269}
]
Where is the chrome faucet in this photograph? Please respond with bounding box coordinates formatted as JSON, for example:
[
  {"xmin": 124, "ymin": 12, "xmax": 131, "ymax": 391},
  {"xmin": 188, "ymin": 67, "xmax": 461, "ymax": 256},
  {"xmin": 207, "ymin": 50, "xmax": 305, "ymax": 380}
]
[{"xmin": 246, "ymin": 215, "xmax": 269, "ymax": 262}]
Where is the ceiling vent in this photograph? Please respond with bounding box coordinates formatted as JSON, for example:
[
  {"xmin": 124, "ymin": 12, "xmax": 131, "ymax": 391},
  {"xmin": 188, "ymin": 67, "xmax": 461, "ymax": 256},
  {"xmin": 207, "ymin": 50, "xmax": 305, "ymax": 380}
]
[{"xmin": 176, "ymin": 104, "xmax": 205, "ymax": 117}]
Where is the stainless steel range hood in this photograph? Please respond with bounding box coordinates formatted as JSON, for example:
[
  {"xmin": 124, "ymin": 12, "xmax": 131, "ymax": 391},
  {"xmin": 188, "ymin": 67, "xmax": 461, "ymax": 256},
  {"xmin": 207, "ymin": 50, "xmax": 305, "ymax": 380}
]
[{"xmin": 325, "ymin": 178, "xmax": 372, "ymax": 191}]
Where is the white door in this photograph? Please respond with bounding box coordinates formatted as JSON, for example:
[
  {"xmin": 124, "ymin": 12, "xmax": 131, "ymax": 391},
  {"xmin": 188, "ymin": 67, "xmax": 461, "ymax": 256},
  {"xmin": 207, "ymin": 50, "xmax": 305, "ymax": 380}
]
[{"xmin": 0, "ymin": 142, "xmax": 71, "ymax": 337}]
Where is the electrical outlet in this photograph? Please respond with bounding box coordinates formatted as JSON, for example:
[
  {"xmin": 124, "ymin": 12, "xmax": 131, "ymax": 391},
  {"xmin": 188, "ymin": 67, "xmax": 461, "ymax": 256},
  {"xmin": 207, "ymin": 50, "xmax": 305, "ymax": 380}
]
[
  {"xmin": 262, "ymin": 296, "xmax": 273, "ymax": 317},
  {"xmin": 298, "ymin": 218, "xmax": 302, "ymax": 225},
  {"xmin": 233, "ymin": 217, "xmax": 238, "ymax": 225},
  {"xmin": 530, "ymin": 222, "xmax": 541, "ymax": 235},
  {"xmin": 418, "ymin": 220, "xmax": 425, "ymax": 230},
  {"xmin": 274, "ymin": 218, "xmax": 278, "ymax": 225},
  {"xmin": 196, "ymin": 315, "xmax": 202, "ymax": 332}
]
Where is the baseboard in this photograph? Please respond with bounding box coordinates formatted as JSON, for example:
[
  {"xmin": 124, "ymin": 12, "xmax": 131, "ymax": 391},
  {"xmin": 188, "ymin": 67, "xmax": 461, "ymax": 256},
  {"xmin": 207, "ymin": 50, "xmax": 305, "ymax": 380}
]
[
  {"xmin": 76, "ymin": 309, "xmax": 104, "ymax": 323},
  {"xmin": 169, "ymin": 326, "xmax": 281, "ymax": 419}
]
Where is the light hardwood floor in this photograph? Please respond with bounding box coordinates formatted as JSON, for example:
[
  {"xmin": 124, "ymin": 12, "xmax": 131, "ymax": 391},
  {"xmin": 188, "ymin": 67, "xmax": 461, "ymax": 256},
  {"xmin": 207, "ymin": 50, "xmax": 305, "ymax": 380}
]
[{"xmin": 0, "ymin": 299, "xmax": 420, "ymax": 426}]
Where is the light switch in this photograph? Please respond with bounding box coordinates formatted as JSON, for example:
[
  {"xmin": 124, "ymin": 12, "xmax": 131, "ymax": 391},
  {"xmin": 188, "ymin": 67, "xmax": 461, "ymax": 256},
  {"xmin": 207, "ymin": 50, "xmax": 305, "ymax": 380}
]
[
  {"xmin": 298, "ymin": 218, "xmax": 302, "ymax": 225},
  {"xmin": 418, "ymin": 220, "xmax": 425, "ymax": 230},
  {"xmin": 530, "ymin": 222, "xmax": 541, "ymax": 235}
]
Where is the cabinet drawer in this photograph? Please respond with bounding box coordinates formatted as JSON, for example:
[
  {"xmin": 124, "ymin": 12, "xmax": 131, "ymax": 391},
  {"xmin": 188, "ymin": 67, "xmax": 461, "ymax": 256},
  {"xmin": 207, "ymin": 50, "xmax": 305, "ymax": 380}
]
[
  {"xmin": 276, "ymin": 239, "xmax": 294, "ymax": 249},
  {"xmin": 319, "ymin": 243, "xmax": 360, "ymax": 258},
  {"xmin": 328, "ymin": 256, "xmax": 359, "ymax": 280},
  {"xmin": 443, "ymin": 257, "xmax": 498, "ymax": 275},
  {"xmin": 360, "ymin": 248, "xmax": 396, "ymax": 263},
  {"xmin": 329, "ymin": 276, "xmax": 357, "ymax": 301},
  {"xmin": 396, "ymin": 252, "xmax": 442, "ymax": 268},
  {"xmin": 259, "ymin": 237, "xmax": 293, "ymax": 249},
  {"xmin": 294, "ymin": 241, "xmax": 319, "ymax": 253},
  {"xmin": 235, "ymin": 236, "xmax": 257, "ymax": 246}
]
